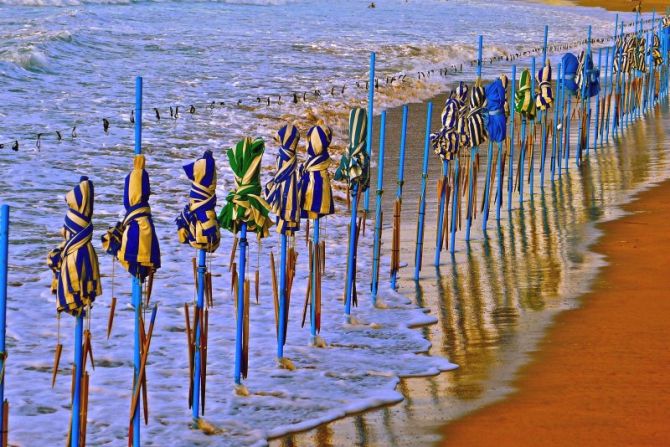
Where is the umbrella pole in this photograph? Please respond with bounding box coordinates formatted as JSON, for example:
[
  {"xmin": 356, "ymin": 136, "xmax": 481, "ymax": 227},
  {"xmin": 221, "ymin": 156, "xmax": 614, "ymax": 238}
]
[
  {"xmin": 234, "ymin": 223, "xmax": 247, "ymax": 385},
  {"xmin": 449, "ymin": 157, "xmax": 460, "ymax": 254},
  {"xmin": 507, "ymin": 65, "xmax": 516, "ymax": 212},
  {"xmin": 518, "ymin": 118, "xmax": 527, "ymax": 207},
  {"xmin": 551, "ymin": 63, "xmax": 562, "ymax": 181},
  {"xmin": 529, "ymin": 57, "xmax": 536, "ymax": 197},
  {"xmin": 371, "ymin": 111, "xmax": 387, "ymax": 303},
  {"xmin": 592, "ymin": 47, "xmax": 603, "ymax": 153},
  {"xmin": 540, "ymin": 25, "xmax": 549, "ymax": 183},
  {"xmin": 310, "ymin": 218, "xmax": 319, "ymax": 340},
  {"xmin": 0, "ymin": 206, "xmax": 8, "ymax": 446},
  {"xmin": 607, "ymin": 15, "xmax": 619, "ymax": 140},
  {"xmin": 564, "ymin": 98, "xmax": 571, "ymax": 169},
  {"xmin": 363, "ymin": 52, "xmax": 375, "ymax": 214},
  {"xmin": 413, "ymin": 103, "xmax": 433, "ymax": 280},
  {"xmin": 495, "ymin": 143, "xmax": 504, "ymax": 222},
  {"xmin": 277, "ymin": 234, "xmax": 287, "ymax": 359},
  {"xmin": 601, "ymin": 46, "xmax": 610, "ymax": 147},
  {"xmin": 465, "ymin": 36, "xmax": 483, "ymax": 241},
  {"xmin": 481, "ymin": 141, "xmax": 493, "ymax": 233},
  {"xmin": 344, "ymin": 185, "xmax": 359, "ymax": 321},
  {"xmin": 391, "ymin": 105, "xmax": 408, "ymax": 288},
  {"xmin": 434, "ymin": 159, "xmax": 449, "ymax": 266},
  {"xmin": 191, "ymin": 249, "xmax": 206, "ymax": 423},
  {"xmin": 70, "ymin": 314, "xmax": 83, "ymax": 447},
  {"xmin": 130, "ymin": 75, "xmax": 143, "ymax": 447}
]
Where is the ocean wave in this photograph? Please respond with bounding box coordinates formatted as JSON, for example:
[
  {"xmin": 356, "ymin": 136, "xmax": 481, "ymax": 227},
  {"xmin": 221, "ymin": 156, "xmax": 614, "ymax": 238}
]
[
  {"xmin": 0, "ymin": 47, "xmax": 50, "ymax": 71},
  {"xmin": 0, "ymin": 0, "xmax": 299, "ymax": 6}
]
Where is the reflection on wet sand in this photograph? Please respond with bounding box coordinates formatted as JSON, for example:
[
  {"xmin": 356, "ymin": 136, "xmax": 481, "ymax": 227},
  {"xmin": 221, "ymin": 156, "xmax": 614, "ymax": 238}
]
[{"xmin": 270, "ymin": 96, "xmax": 669, "ymax": 447}]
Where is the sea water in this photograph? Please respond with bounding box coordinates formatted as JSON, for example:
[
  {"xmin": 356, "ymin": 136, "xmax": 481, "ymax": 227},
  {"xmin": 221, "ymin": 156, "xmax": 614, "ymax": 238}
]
[{"xmin": 0, "ymin": 0, "xmax": 661, "ymax": 446}]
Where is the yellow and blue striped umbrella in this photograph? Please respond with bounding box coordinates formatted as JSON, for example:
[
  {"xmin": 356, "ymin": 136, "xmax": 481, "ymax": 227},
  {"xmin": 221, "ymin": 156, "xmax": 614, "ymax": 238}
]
[
  {"xmin": 176, "ymin": 150, "xmax": 220, "ymax": 251},
  {"xmin": 299, "ymin": 123, "xmax": 335, "ymax": 219},
  {"xmin": 218, "ymin": 137, "xmax": 272, "ymax": 237},
  {"xmin": 47, "ymin": 176, "xmax": 102, "ymax": 315},
  {"xmin": 335, "ymin": 108, "xmax": 369, "ymax": 191},
  {"xmin": 535, "ymin": 60, "xmax": 554, "ymax": 111},
  {"xmin": 265, "ymin": 124, "xmax": 301, "ymax": 235},
  {"xmin": 101, "ymin": 155, "xmax": 161, "ymax": 280}
]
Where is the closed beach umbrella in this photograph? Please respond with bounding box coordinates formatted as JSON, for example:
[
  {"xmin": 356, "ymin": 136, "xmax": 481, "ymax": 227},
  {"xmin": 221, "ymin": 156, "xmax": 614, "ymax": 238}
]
[
  {"xmin": 300, "ymin": 123, "xmax": 335, "ymax": 219},
  {"xmin": 485, "ymin": 79, "xmax": 507, "ymax": 142},
  {"xmin": 430, "ymin": 98, "xmax": 460, "ymax": 160},
  {"xmin": 561, "ymin": 53, "xmax": 579, "ymax": 95},
  {"xmin": 219, "ymin": 137, "xmax": 271, "ymax": 385},
  {"xmin": 176, "ymin": 149, "xmax": 220, "ymax": 251},
  {"xmin": 48, "ymin": 177, "xmax": 102, "ymax": 315},
  {"xmin": 265, "ymin": 125, "xmax": 301, "ymax": 235},
  {"xmin": 176, "ymin": 149, "xmax": 219, "ymax": 420},
  {"xmin": 500, "ymin": 74, "xmax": 510, "ymax": 118},
  {"xmin": 218, "ymin": 137, "xmax": 272, "ymax": 237},
  {"xmin": 47, "ymin": 176, "xmax": 101, "ymax": 446},
  {"xmin": 515, "ymin": 68, "xmax": 536, "ymax": 118},
  {"xmin": 335, "ymin": 109, "xmax": 369, "ymax": 193},
  {"xmin": 576, "ymin": 50, "xmax": 601, "ymax": 99},
  {"xmin": 102, "ymin": 155, "xmax": 161, "ymax": 281},
  {"xmin": 652, "ymin": 33, "xmax": 663, "ymax": 67},
  {"xmin": 535, "ymin": 60, "xmax": 554, "ymax": 110},
  {"xmin": 265, "ymin": 124, "xmax": 301, "ymax": 364},
  {"xmin": 299, "ymin": 122, "xmax": 334, "ymax": 334}
]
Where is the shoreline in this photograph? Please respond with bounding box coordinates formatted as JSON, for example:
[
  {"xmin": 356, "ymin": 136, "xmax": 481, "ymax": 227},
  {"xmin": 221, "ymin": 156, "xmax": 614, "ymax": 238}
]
[
  {"xmin": 440, "ymin": 177, "xmax": 670, "ymax": 446},
  {"xmin": 569, "ymin": 0, "xmax": 669, "ymax": 13}
]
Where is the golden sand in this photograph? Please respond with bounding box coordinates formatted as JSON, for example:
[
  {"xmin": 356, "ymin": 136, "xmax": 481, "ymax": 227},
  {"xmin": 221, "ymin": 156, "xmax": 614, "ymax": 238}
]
[{"xmin": 441, "ymin": 179, "xmax": 670, "ymax": 446}]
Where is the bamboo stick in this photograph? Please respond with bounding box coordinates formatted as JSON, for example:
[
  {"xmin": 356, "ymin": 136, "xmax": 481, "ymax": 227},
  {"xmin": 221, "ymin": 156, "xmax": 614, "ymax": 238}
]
[
  {"xmin": 128, "ymin": 306, "xmax": 158, "ymax": 423},
  {"xmin": 106, "ymin": 297, "xmax": 117, "ymax": 340},
  {"xmin": 51, "ymin": 343, "xmax": 62, "ymax": 388},
  {"xmin": 229, "ymin": 237, "xmax": 238, "ymax": 272},
  {"xmin": 79, "ymin": 372, "xmax": 89, "ymax": 447},
  {"xmin": 254, "ymin": 269, "xmax": 260, "ymax": 305},
  {"xmin": 2, "ymin": 400, "xmax": 7, "ymax": 447},
  {"xmin": 270, "ymin": 252, "xmax": 279, "ymax": 335},
  {"xmin": 301, "ymin": 241, "xmax": 313, "ymax": 328},
  {"xmin": 184, "ymin": 303, "xmax": 194, "ymax": 408}
]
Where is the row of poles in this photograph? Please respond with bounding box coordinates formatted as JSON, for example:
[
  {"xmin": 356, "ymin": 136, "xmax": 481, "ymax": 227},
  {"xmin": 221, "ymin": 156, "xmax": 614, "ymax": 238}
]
[{"xmin": 0, "ymin": 9, "xmax": 669, "ymax": 447}]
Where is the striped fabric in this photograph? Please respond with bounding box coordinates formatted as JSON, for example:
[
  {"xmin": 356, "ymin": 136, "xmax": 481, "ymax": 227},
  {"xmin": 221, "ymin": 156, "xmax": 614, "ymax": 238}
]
[
  {"xmin": 102, "ymin": 155, "xmax": 161, "ymax": 281},
  {"xmin": 265, "ymin": 124, "xmax": 301, "ymax": 235},
  {"xmin": 652, "ymin": 33, "xmax": 663, "ymax": 67},
  {"xmin": 430, "ymin": 98, "xmax": 461, "ymax": 160},
  {"xmin": 334, "ymin": 108, "xmax": 370, "ymax": 191},
  {"xmin": 218, "ymin": 137, "xmax": 272, "ymax": 237},
  {"xmin": 466, "ymin": 81, "xmax": 488, "ymax": 147},
  {"xmin": 576, "ymin": 50, "xmax": 600, "ymax": 99},
  {"xmin": 455, "ymin": 81, "xmax": 469, "ymax": 108},
  {"xmin": 47, "ymin": 177, "xmax": 102, "ymax": 315},
  {"xmin": 561, "ymin": 52, "xmax": 579, "ymax": 95},
  {"xmin": 664, "ymin": 15, "xmax": 670, "ymax": 29},
  {"xmin": 634, "ymin": 37, "xmax": 647, "ymax": 73},
  {"xmin": 515, "ymin": 68, "xmax": 536, "ymax": 119},
  {"xmin": 535, "ymin": 60, "xmax": 553, "ymax": 110},
  {"xmin": 299, "ymin": 123, "xmax": 335, "ymax": 219},
  {"xmin": 499, "ymin": 74, "xmax": 510, "ymax": 117},
  {"xmin": 485, "ymin": 78, "xmax": 507, "ymax": 143},
  {"xmin": 176, "ymin": 150, "xmax": 220, "ymax": 251}
]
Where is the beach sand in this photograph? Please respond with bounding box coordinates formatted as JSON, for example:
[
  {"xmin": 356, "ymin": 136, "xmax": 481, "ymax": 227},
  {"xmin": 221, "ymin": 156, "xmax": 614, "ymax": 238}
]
[
  {"xmin": 571, "ymin": 0, "xmax": 669, "ymax": 13},
  {"xmin": 441, "ymin": 179, "xmax": 670, "ymax": 446}
]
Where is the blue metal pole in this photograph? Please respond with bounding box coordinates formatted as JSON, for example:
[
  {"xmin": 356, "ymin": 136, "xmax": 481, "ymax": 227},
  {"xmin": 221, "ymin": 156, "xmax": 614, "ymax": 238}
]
[
  {"xmin": 391, "ymin": 105, "xmax": 408, "ymax": 289},
  {"xmin": 614, "ymin": 22, "xmax": 624, "ymax": 137},
  {"xmin": 601, "ymin": 46, "xmax": 610, "ymax": 147},
  {"xmin": 131, "ymin": 75, "xmax": 142, "ymax": 447},
  {"xmin": 539, "ymin": 26, "xmax": 549, "ymax": 187},
  {"xmin": 363, "ymin": 52, "xmax": 375, "ymax": 214},
  {"xmin": 192, "ymin": 248, "xmax": 206, "ymax": 421},
  {"xmin": 519, "ymin": 116, "xmax": 527, "ymax": 206},
  {"xmin": 344, "ymin": 185, "xmax": 359, "ymax": 319},
  {"xmin": 277, "ymin": 234, "xmax": 287, "ymax": 358},
  {"xmin": 508, "ymin": 65, "xmax": 517, "ymax": 211},
  {"xmin": 481, "ymin": 140, "xmax": 493, "ymax": 233},
  {"xmin": 71, "ymin": 313, "xmax": 83, "ymax": 447},
  {"xmin": 414, "ymin": 103, "xmax": 432, "ymax": 280},
  {"xmin": 564, "ymin": 94, "xmax": 571, "ymax": 169},
  {"xmin": 234, "ymin": 223, "xmax": 247, "ymax": 384},
  {"xmin": 577, "ymin": 26, "xmax": 591, "ymax": 165},
  {"xmin": 449, "ymin": 157, "xmax": 460, "ymax": 254},
  {"xmin": 434, "ymin": 159, "xmax": 449, "ymax": 266},
  {"xmin": 494, "ymin": 142, "xmax": 503, "ymax": 221},
  {"xmin": 592, "ymin": 47, "xmax": 603, "ymax": 153},
  {"xmin": 0, "ymin": 205, "xmax": 8, "ymax": 444},
  {"xmin": 529, "ymin": 56, "xmax": 536, "ymax": 196},
  {"xmin": 465, "ymin": 36, "xmax": 483, "ymax": 240},
  {"xmin": 371, "ymin": 111, "xmax": 386, "ymax": 301},
  {"xmin": 310, "ymin": 219, "xmax": 319, "ymax": 338},
  {"xmin": 542, "ymin": 25, "xmax": 549, "ymax": 66},
  {"xmin": 606, "ymin": 14, "xmax": 619, "ymax": 142},
  {"xmin": 551, "ymin": 63, "xmax": 562, "ymax": 181}
]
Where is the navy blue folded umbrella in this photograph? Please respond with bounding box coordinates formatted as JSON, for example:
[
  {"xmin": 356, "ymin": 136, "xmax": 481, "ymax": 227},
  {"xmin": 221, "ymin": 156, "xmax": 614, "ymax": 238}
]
[
  {"xmin": 561, "ymin": 53, "xmax": 579, "ymax": 96},
  {"xmin": 485, "ymin": 78, "xmax": 507, "ymax": 143}
]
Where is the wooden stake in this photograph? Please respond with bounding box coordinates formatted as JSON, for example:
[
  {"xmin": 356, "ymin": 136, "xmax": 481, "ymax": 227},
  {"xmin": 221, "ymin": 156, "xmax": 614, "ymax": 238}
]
[
  {"xmin": 79, "ymin": 372, "xmax": 89, "ymax": 447},
  {"xmin": 128, "ymin": 306, "xmax": 158, "ymax": 424},
  {"xmin": 184, "ymin": 303, "xmax": 194, "ymax": 408},
  {"xmin": 270, "ymin": 252, "xmax": 279, "ymax": 335},
  {"xmin": 51, "ymin": 343, "xmax": 62, "ymax": 388},
  {"xmin": 2, "ymin": 400, "xmax": 7, "ymax": 447},
  {"xmin": 229, "ymin": 237, "xmax": 238, "ymax": 272},
  {"xmin": 106, "ymin": 297, "xmax": 117, "ymax": 340}
]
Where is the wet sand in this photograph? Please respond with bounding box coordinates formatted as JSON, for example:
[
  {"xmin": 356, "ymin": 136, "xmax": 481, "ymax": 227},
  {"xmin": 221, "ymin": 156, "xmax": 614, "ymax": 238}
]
[{"xmin": 441, "ymin": 178, "xmax": 670, "ymax": 446}]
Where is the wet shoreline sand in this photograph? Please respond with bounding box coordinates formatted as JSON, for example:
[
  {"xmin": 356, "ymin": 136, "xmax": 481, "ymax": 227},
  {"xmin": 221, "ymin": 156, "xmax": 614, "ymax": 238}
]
[{"xmin": 441, "ymin": 177, "xmax": 670, "ymax": 446}]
